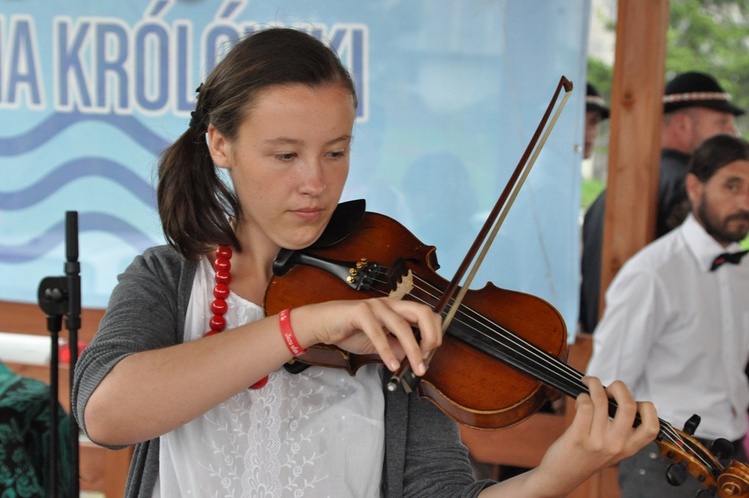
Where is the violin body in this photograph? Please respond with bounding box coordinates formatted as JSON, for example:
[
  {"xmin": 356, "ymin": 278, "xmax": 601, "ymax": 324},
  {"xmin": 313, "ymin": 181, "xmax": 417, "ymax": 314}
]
[{"xmin": 264, "ymin": 208, "xmax": 567, "ymax": 430}]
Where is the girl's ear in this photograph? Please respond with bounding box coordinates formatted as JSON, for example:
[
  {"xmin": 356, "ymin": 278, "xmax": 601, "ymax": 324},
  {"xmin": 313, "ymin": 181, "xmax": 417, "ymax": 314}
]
[{"xmin": 207, "ymin": 124, "xmax": 231, "ymax": 169}]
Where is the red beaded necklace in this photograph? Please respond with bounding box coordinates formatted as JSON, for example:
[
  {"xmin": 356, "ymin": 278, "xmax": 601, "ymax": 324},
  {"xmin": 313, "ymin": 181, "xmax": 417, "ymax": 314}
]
[{"xmin": 205, "ymin": 245, "xmax": 268, "ymax": 389}]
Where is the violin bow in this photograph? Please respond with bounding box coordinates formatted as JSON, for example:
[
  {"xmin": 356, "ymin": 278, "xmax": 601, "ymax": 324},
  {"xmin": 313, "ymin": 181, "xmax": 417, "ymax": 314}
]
[{"xmin": 388, "ymin": 75, "xmax": 573, "ymax": 393}]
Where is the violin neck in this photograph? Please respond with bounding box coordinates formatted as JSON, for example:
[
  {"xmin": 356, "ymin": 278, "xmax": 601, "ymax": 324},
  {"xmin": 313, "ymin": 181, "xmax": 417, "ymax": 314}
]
[{"xmin": 452, "ymin": 318, "xmax": 673, "ymax": 435}]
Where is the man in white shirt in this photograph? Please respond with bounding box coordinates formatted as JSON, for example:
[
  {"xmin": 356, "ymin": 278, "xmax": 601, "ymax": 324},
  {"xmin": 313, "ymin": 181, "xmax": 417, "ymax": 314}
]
[
  {"xmin": 579, "ymin": 71, "xmax": 744, "ymax": 335},
  {"xmin": 586, "ymin": 133, "xmax": 749, "ymax": 497}
]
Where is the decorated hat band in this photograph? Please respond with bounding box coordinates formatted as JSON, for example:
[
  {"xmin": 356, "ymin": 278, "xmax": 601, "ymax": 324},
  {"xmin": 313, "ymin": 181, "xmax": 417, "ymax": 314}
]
[
  {"xmin": 586, "ymin": 95, "xmax": 607, "ymax": 107},
  {"xmin": 663, "ymin": 91, "xmax": 732, "ymax": 104}
]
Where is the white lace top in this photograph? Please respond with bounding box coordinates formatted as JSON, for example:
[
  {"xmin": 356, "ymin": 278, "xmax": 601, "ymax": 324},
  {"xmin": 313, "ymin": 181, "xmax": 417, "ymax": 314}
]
[{"xmin": 154, "ymin": 256, "xmax": 385, "ymax": 497}]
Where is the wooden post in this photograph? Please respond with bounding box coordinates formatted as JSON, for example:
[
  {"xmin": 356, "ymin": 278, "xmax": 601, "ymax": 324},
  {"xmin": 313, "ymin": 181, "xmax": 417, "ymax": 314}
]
[{"xmin": 599, "ymin": 0, "xmax": 670, "ymax": 305}]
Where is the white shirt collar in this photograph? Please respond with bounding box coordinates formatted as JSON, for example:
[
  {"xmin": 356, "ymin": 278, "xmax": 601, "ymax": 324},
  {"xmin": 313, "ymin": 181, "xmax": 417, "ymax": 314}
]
[{"xmin": 681, "ymin": 213, "xmax": 744, "ymax": 273}]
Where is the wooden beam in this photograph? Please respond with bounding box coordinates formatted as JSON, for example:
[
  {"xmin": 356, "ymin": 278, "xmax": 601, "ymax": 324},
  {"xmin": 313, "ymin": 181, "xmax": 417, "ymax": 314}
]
[{"xmin": 599, "ymin": 0, "xmax": 670, "ymax": 313}]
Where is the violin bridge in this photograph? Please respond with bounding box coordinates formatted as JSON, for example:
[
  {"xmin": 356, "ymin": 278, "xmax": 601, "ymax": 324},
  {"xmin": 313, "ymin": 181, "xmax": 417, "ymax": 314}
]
[{"xmin": 388, "ymin": 270, "xmax": 414, "ymax": 300}]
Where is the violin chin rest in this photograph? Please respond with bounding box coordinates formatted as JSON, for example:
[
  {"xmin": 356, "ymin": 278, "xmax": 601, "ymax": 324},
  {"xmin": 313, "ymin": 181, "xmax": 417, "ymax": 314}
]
[
  {"xmin": 310, "ymin": 199, "xmax": 367, "ymax": 249},
  {"xmin": 272, "ymin": 199, "xmax": 366, "ymax": 276}
]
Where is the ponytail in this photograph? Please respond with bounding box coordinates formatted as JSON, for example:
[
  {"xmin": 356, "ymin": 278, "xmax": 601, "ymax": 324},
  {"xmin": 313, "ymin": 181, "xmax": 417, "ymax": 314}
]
[{"xmin": 157, "ymin": 126, "xmax": 240, "ymax": 260}]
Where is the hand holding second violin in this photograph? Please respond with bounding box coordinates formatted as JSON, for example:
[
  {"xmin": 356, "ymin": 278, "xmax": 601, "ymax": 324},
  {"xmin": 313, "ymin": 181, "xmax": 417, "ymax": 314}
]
[{"xmin": 292, "ymin": 298, "xmax": 443, "ymax": 376}]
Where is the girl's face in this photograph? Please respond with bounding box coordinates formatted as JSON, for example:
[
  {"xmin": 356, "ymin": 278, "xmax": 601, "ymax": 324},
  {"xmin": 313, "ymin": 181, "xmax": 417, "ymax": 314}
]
[{"xmin": 208, "ymin": 83, "xmax": 356, "ymax": 253}]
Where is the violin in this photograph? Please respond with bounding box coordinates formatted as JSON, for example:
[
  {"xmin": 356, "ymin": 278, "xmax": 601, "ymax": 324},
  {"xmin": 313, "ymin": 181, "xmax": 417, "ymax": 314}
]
[
  {"xmin": 264, "ymin": 199, "xmax": 749, "ymax": 497},
  {"xmin": 263, "ymin": 74, "xmax": 749, "ymax": 496}
]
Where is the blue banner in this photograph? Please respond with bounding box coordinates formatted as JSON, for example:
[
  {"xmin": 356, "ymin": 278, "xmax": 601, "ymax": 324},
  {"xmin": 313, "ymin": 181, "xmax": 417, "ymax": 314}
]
[{"xmin": 0, "ymin": 0, "xmax": 590, "ymax": 337}]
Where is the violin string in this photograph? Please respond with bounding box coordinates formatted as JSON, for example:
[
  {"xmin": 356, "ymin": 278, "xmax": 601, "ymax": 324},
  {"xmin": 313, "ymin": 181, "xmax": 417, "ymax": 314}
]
[
  {"xmin": 368, "ymin": 267, "xmax": 720, "ymax": 474},
  {"xmin": 409, "ymin": 275, "xmax": 719, "ymax": 472},
  {"xmin": 395, "ymin": 272, "xmax": 589, "ymax": 394},
  {"xmin": 370, "ymin": 269, "xmax": 587, "ymax": 399}
]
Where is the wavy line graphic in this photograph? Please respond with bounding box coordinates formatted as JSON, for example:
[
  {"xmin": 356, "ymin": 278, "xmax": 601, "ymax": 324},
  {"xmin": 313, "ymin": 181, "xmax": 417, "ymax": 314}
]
[
  {"xmin": 0, "ymin": 111, "xmax": 171, "ymax": 156},
  {"xmin": 0, "ymin": 212, "xmax": 159, "ymax": 263},
  {"xmin": 0, "ymin": 157, "xmax": 155, "ymax": 210}
]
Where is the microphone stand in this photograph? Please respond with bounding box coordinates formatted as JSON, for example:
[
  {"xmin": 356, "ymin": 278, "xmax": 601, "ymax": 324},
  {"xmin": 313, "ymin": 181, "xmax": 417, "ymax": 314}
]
[{"xmin": 37, "ymin": 211, "xmax": 81, "ymax": 498}]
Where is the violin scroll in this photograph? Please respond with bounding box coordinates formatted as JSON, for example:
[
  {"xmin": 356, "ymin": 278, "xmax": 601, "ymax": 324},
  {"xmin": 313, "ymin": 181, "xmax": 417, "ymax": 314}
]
[
  {"xmin": 718, "ymin": 461, "xmax": 749, "ymax": 496},
  {"xmin": 657, "ymin": 415, "xmax": 749, "ymax": 497},
  {"xmin": 658, "ymin": 428, "xmax": 722, "ymax": 491}
]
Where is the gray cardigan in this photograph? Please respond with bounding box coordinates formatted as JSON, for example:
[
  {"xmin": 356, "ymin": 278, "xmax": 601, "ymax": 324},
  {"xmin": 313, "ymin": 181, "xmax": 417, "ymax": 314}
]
[{"xmin": 72, "ymin": 245, "xmax": 493, "ymax": 497}]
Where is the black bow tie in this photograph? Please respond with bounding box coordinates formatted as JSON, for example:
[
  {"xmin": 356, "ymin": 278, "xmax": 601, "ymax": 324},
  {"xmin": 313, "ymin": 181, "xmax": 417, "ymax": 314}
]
[{"xmin": 710, "ymin": 250, "xmax": 749, "ymax": 271}]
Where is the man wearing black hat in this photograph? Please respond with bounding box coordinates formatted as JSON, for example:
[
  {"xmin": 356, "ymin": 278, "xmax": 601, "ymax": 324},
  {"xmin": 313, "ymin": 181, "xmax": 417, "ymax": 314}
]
[
  {"xmin": 584, "ymin": 83, "xmax": 610, "ymax": 160},
  {"xmin": 578, "ymin": 71, "xmax": 745, "ymax": 335}
]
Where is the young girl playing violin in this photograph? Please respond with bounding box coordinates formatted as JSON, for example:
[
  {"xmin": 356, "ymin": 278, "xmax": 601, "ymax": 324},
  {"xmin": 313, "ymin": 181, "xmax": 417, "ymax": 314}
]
[{"xmin": 72, "ymin": 27, "xmax": 658, "ymax": 497}]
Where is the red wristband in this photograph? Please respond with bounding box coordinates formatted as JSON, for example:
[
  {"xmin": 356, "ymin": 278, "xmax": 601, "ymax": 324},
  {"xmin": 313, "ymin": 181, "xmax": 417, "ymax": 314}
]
[{"xmin": 279, "ymin": 308, "xmax": 306, "ymax": 357}]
